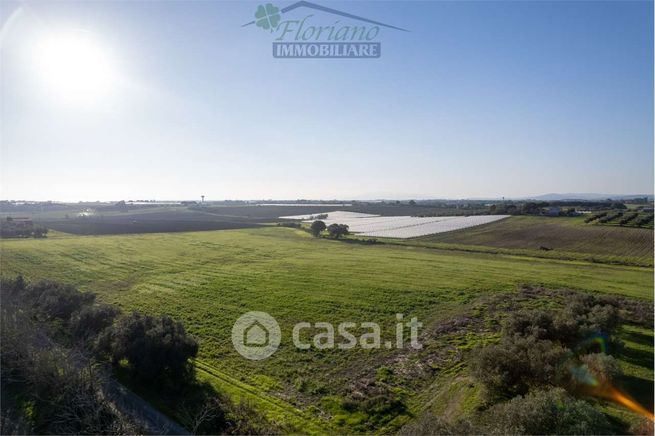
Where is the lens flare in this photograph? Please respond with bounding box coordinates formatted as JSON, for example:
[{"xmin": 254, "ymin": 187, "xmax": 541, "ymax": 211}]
[
  {"xmin": 599, "ymin": 386, "xmax": 654, "ymax": 421},
  {"xmin": 566, "ymin": 335, "xmax": 653, "ymax": 421}
]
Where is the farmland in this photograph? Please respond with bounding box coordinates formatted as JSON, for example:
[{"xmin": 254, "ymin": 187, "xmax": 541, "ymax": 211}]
[
  {"xmin": 408, "ymin": 215, "xmax": 654, "ymax": 266},
  {"xmin": 0, "ymin": 226, "xmax": 652, "ymax": 432},
  {"xmin": 4, "ymin": 204, "xmax": 363, "ymax": 236},
  {"xmin": 0, "ymin": 202, "xmax": 494, "ymax": 236},
  {"xmin": 281, "ymin": 211, "xmax": 510, "ymax": 238}
]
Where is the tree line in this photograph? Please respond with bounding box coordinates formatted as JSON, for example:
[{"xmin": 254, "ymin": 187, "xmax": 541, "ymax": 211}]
[{"xmin": 310, "ymin": 220, "xmax": 349, "ymax": 238}]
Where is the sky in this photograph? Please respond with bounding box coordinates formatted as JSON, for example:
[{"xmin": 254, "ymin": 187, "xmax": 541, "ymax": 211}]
[{"xmin": 1, "ymin": 0, "xmax": 653, "ymax": 201}]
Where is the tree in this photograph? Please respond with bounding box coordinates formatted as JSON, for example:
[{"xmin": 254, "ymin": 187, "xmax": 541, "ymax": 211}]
[
  {"xmin": 327, "ymin": 223, "xmax": 349, "ymax": 239},
  {"xmin": 24, "ymin": 280, "xmax": 95, "ymax": 322},
  {"xmin": 310, "ymin": 220, "xmax": 327, "ymax": 237},
  {"xmin": 482, "ymin": 388, "xmax": 612, "ymax": 435},
  {"xmin": 470, "ymin": 335, "xmax": 566, "ymax": 397},
  {"xmin": 575, "ymin": 353, "xmax": 621, "ymax": 387},
  {"xmin": 71, "ymin": 304, "xmax": 120, "ymax": 343},
  {"xmin": 106, "ymin": 312, "xmax": 198, "ymax": 382}
]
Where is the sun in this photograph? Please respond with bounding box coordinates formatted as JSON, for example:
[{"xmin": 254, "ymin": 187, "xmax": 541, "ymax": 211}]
[{"xmin": 33, "ymin": 30, "xmax": 119, "ymax": 104}]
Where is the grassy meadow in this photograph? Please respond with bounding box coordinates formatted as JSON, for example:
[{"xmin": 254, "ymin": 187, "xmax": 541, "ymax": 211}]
[{"xmin": 1, "ymin": 226, "xmax": 652, "ymax": 432}]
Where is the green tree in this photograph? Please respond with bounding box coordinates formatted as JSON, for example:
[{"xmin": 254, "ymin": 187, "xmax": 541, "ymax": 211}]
[
  {"xmin": 470, "ymin": 335, "xmax": 566, "ymax": 397},
  {"xmin": 106, "ymin": 312, "xmax": 198, "ymax": 382},
  {"xmin": 482, "ymin": 388, "xmax": 612, "ymax": 435},
  {"xmin": 327, "ymin": 223, "xmax": 349, "ymax": 239},
  {"xmin": 310, "ymin": 220, "xmax": 327, "ymax": 237}
]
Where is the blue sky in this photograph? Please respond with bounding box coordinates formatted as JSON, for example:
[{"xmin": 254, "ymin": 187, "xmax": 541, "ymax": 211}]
[{"xmin": 1, "ymin": 1, "xmax": 653, "ymax": 201}]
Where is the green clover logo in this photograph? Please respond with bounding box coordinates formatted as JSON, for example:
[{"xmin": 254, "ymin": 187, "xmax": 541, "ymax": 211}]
[{"xmin": 255, "ymin": 3, "xmax": 281, "ymax": 32}]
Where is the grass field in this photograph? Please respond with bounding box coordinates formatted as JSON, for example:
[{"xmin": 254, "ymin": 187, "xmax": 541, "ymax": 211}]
[
  {"xmin": 0, "ymin": 226, "xmax": 652, "ymax": 432},
  {"xmin": 410, "ymin": 216, "xmax": 653, "ymax": 266}
]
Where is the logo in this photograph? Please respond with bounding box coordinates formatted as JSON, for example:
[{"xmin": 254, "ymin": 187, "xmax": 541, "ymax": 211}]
[
  {"xmin": 243, "ymin": 1, "xmax": 408, "ymax": 59},
  {"xmin": 231, "ymin": 311, "xmax": 281, "ymax": 360},
  {"xmin": 232, "ymin": 312, "xmax": 422, "ymax": 360}
]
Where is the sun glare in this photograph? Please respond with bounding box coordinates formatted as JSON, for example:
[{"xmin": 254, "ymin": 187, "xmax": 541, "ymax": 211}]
[{"xmin": 33, "ymin": 30, "xmax": 118, "ymax": 104}]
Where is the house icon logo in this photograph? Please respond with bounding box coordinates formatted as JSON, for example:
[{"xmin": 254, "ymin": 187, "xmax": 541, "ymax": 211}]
[{"xmin": 232, "ymin": 311, "xmax": 281, "ymax": 360}]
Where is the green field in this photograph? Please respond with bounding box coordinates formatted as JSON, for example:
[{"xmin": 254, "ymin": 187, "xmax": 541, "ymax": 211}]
[{"xmin": 1, "ymin": 226, "xmax": 652, "ymax": 432}]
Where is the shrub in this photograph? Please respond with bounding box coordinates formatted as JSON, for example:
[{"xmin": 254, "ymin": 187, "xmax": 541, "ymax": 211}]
[
  {"xmin": 470, "ymin": 335, "xmax": 567, "ymax": 397},
  {"xmin": 106, "ymin": 312, "xmax": 199, "ymax": 382},
  {"xmin": 503, "ymin": 309, "xmax": 554, "ymax": 339},
  {"xmin": 598, "ymin": 212, "xmax": 623, "ymax": 224},
  {"xmin": 481, "ymin": 388, "xmax": 613, "ymax": 435},
  {"xmin": 585, "ymin": 211, "xmax": 607, "ymax": 223},
  {"xmin": 578, "ymin": 353, "xmax": 621, "ymax": 386},
  {"xmin": 503, "ymin": 297, "xmax": 620, "ymax": 348},
  {"xmin": 636, "ymin": 214, "xmax": 654, "ymax": 227},
  {"xmin": 71, "ymin": 304, "xmax": 120, "ymax": 343},
  {"xmin": 619, "ymin": 213, "xmax": 638, "ymax": 225},
  {"xmin": 0, "ymin": 293, "xmax": 139, "ymax": 434},
  {"xmin": 23, "ymin": 280, "xmax": 95, "ymax": 323}
]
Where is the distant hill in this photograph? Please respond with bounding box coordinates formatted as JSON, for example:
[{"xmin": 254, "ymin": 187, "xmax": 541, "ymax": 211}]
[
  {"xmin": 348, "ymin": 193, "xmax": 653, "ymax": 202},
  {"xmin": 525, "ymin": 193, "xmax": 653, "ymax": 201}
]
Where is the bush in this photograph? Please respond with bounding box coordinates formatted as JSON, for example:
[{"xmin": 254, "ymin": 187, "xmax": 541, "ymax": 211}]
[
  {"xmin": 470, "ymin": 335, "xmax": 567, "ymax": 397},
  {"xmin": 481, "ymin": 388, "xmax": 613, "ymax": 435},
  {"xmin": 503, "ymin": 309, "xmax": 554, "ymax": 339},
  {"xmin": 577, "ymin": 353, "xmax": 621, "ymax": 387},
  {"xmin": 0, "ymin": 292, "xmax": 139, "ymax": 434},
  {"xmin": 619, "ymin": 213, "xmax": 638, "ymax": 225},
  {"xmin": 106, "ymin": 312, "xmax": 199, "ymax": 382},
  {"xmin": 598, "ymin": 211, "xmax": 623, "ymax": 223},
  {"xmin": 585, "ymin": 211, "xmax": 607, "ymax": 223},
  {"xmin": 71, "ymin": 304, "xmax": 120, "ymax": 343},
  {"xmin": 23, "ymin": 280, "xmax": 95, "ymax": 323},
  {"xmin": 502, "ymin": 297, "xmax": 620, "ymax": 348},
  {"xmin": 636, "ymin": 214, "xmax": 654, "ymax": 227}
]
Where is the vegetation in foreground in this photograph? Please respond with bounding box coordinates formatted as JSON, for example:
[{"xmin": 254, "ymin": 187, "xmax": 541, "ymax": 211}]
[
  {"xmin": 0, "ymin": 277, "xmax": 283, "ymax": 435},
  {"xmin": 402, "ymin": 287, "xmax": 654, "ymax": 435}
]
